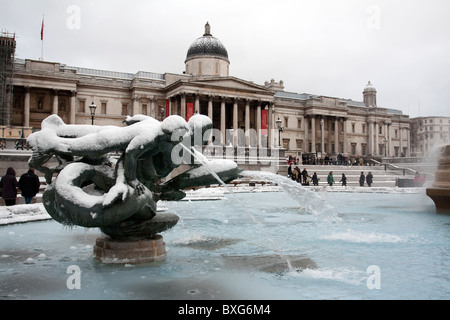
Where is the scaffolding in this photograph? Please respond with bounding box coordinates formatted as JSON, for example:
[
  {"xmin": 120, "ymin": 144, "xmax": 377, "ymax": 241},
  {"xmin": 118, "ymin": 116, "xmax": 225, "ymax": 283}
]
[{"xmin": 0, "ymin": 31, "xmax": 16, "ymax": 126}]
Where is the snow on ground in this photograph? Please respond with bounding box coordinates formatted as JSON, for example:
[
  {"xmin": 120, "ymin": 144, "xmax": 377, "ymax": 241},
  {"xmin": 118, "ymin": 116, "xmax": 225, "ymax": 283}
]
[
  {"xmin": 0, "ymin": 203, "xmax": 51, "ymax": 226},
  {"xmin": 0, "ymin": 184, "xmax": 425, "ymax": 226}
]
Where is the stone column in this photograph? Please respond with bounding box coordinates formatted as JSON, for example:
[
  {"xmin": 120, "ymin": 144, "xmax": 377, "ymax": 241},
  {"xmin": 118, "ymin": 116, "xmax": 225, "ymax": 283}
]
[
  {"xmin": 386, "ymin": 123, "xmax": 391, "ymax": 157},
  {"xmin": 406, "ymin": 128, "xmax": 410, "ymax": 157},
  {"xmin": 374, "ymin": 122, "xmax": 379, "ymax": 155},
  {"xmin": 256, "ymin": 101, "xmax": 262, "ymax": 148},
  {"xmin": 267, "ymin": 102, "xmax": 273, "ymax": 148},
  {"xmin": 208, "ymin": 96, "xmax": 213, "ymax": 121},
  {"xmin": 399, "ymin": 125, "xmax": 403, "ymax": 156},
  {"xmin": 207, "ymin": 96, "xmax": 213, "ymax": 144},
  {"xmin": 343, "ymin": 118, "xmax": 347, "ymax": 154},
  {"xmin": 195, "ymin": 94, "xmax": 200, "ymax": 114},
  {"xmin": 334, "ymin": 117, "xmax": 339, "ymax": 154},
  {"xmin": 368, "ymin": 120, "xmax": 373, "ymax": 155},
  {"xmin": 311, "ymin": 115, "xmax": 316, "ymax": 154},
  {"xmin": 245, "ymin": 99, "xmax": 250, "ymax": 147},
  {"xmin": 132, "ymin": 95, "xmax": 140, "ymax": 116},
  {"xmin": 304, "ymin": 115, "xmax": 309, "ymax": 153},
  {"xmin": 220, "ymin": 98, "xmax": 226, "ymax": 145},
  {"xmin": 150, "ymin": 97, "xmax": 156, "ymax": 118},
  {"xmin": 180, "ymin": 93, "xmax": 186, "ymax": 119},
  {"xmin": 24, "ymin": 87, "xmax": 30, "ymax": 127},
  {"xmin": 320, "ymin": 117, "xmax": 325, "ymax": 154},
  {"xmin": 233, "ymin": 98, "xmax": 238, "ymax": 146},
  {"xmin": 52, "ymin": 90, "xmax": 59, "ymax": 115},
  {"xmin": 70, "ymin": 91, "xmax": 77, "ymax": 124}
]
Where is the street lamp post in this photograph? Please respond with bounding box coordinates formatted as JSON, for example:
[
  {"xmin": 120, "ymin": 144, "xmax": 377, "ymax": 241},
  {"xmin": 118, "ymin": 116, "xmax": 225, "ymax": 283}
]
[
  {"xmin": 89, "ymin": 102, "xmax": 97, "ymax": 125},
  {"xmin": 383, "ymin": 138, "xmax": 387, "ymax": 157},
  {"xmin": 276, "ymin": 117, "xmax": 284, "ymax": 148}
]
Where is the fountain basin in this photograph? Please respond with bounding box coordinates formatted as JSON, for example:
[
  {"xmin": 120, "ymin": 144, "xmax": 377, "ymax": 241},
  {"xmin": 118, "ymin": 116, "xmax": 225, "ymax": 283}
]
[
  {"xmin": 1, "ymin": 188, "xmax": 449, "ymax": 300},
  {"xmin": 427, "ymin": 145, "xmax": 450, "ymax": 214}
]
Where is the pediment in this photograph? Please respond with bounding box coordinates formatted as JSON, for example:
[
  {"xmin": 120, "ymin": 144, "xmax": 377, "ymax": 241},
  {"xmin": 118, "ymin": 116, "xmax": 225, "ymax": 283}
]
[{"xmin": 167, "ymin": 76, "xmax": 274, "ymax": 98}]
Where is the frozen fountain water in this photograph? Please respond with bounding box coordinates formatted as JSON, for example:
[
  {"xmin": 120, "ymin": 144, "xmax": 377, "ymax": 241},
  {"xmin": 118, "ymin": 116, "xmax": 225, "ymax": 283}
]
[
  {"xmin": 1, "ymin": 114, "xmax": 449, "ymax": 299},
  {"xmin": 1, "ymin": 175, "xmax": 449, "ymax": 299}
]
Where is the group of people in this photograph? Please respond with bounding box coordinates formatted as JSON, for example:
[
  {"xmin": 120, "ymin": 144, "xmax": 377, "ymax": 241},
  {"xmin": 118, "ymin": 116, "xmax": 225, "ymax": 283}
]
[
  {"xmin": 288, "ymin": 164, "xmax": 374, "ymax": 187},
  {"xmin": 327, "ymin": 171, "xmax": 373, "ymax": 187},
  {"xmin": 0, "ymin": 167, "xmax": 41, "ymax": 206}
]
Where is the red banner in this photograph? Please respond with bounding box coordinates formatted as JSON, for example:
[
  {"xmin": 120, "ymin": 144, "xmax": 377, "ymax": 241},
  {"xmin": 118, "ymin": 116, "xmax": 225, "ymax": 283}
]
[
  {"xmin": 165, "ymin": 100, "xmax": 170, "ymax": 118},
  {"xmin": 261, "ymin": 109, "xmax": 268, "ymax": 135},
  {"xmin": 186, "ymin": 102, "xmax": 194, "ymax": 121}
]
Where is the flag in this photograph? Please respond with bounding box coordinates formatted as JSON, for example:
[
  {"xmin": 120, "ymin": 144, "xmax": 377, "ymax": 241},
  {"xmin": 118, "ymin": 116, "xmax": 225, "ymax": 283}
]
[{"xmin": 40, "ymin": 16, "xmax": 44, "ymax": 41}]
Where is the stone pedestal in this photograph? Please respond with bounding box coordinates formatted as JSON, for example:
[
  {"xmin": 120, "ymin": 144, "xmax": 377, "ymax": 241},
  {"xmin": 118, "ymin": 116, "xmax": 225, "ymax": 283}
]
[
  {"xmin": 93, "ymin": 235, "xmax": 167, "ymax": 264},
  {"xmin": 426, "ymin": 145, "xmax": 450, "ymax": 214}
]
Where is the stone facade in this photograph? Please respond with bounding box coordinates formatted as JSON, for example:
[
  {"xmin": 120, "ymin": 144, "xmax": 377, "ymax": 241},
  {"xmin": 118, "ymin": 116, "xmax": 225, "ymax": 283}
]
[
  {"xmin": 274, "ymin": 85, "xmax": 410, "ymax": 160},
  {"xmin": 7, "ymin": 23, "xmax": 410, "ymax": 163},
  {"xmin": 410, "ymin": 116, "xmax": 450, "ymax": 156}
]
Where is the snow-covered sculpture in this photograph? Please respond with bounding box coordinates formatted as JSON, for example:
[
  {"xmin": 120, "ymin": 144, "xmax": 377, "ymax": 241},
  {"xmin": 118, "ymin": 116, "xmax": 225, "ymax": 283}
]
[{"xmin": 27, "ymin": 114, "xmax": 240, "ymax": 240}]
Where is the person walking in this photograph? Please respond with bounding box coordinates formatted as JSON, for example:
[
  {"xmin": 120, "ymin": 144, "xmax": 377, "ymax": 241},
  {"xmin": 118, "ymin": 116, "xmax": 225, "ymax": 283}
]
[
  {"xmin": 0, "ymin": 167, "xmax": 19, "ymax": 206},
  {"xmin": 366, "ymin": 171, "xmax": 373, "ymax": 187},
  {"xmin": 301, "ymin": 168, "xmax": 308, "ymax": 185},
  {"xmin": 312, "ymin": 172, "xmax": 319, "ymax": 186},
  {"xmin": 359, "ymin": 172, "xmax": 365, "ymax": 187},
  {"xmin": 18, "ymin": 168, "xmax": 41, "ymax": 204},
  {"xmin": 288, "ymin": 164, "xmax": 293, "ymax": 180},
  {"xmin": 327, "ymin": 171, "xmax": 335, "ymax": 186},
  {"xmin": 340, "ymin": 173, "xmax": 347, "ymax": 187}
]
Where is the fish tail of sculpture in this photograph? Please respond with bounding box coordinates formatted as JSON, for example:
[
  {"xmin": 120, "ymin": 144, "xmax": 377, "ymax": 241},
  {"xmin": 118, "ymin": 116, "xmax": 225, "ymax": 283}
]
[{"xmin": 44, "ymin": 162, "xmax": 156, "ymax": 228}]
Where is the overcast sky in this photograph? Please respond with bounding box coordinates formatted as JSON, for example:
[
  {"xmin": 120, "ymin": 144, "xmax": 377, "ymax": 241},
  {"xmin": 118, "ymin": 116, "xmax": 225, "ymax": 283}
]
[{"xmin": 2, "ymin": 0, "xmax": 449, "ymax": 118}]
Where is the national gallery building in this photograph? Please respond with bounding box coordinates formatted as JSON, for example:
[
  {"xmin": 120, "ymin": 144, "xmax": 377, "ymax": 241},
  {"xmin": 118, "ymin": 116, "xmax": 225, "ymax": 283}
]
[{"xmin": 6, "ymin": 23, "xmax": 410, "ymax": 162}]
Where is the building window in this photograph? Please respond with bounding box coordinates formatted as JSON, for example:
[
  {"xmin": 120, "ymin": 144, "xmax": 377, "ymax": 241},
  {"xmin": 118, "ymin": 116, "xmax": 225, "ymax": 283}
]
[
  {"xmin": 101, "ymin": 102, "xmax": 107, "ymax": 114},
  {"xmin": 351, "ymin": 143, "xmax": 357, "ymax": 155},
  {"xmin": 352, "ymin": 123, "xmax": 355, "ymax": 133},
  {"xmin": 362, "ymin": 144, "xmax": 366, "ymax": 156},
  {"xmin": 142, "ymin": 103, "xmax": 147, "ymax": 115},
  {"xmin": 122, "ymin": 103, "xmax": 128, "ymax": 116},
  {"xmin": 283, "ymin": 139, "xmax": 290, "ymax": 150},
  {"xmin": 296, "ymin": 140, "xmax": 303, "ymax": 150},
  {"xmin": 379, "ymin": 125, "xmax": 383, "ymax": 135},
  {"xmin": 78, "ymin": 100, "xmax": 85, "ymax": 113},
  {"xmin": 284, "ymin": 117, "xmax": 289, "ymax": 128},
  {"xmin": 297, "ymin": 119, "xmax": 302, "ymax": 129},
  {"xmin": 362, "ymin": 124, "xmax": 366, "ymax": 134},
  {"xmin": 379, "ymin": 145, "xmax": 384, "ymax": 156}
]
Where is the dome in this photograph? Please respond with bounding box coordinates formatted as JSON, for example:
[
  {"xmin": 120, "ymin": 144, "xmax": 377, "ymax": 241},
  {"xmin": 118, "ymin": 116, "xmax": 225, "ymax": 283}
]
[
  {"xmin": 363, "ymin": 81, "xmax": 377, "ymax": 93},
  {"xmin": 186, "ymin": 22, "xmax": 229, "ymax": 62}
]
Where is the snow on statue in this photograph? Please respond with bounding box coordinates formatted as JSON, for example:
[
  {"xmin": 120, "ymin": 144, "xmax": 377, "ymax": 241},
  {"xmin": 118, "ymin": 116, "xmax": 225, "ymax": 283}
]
[{"xmin": 27, "ymin": 114, "xmax": 240, "ymax": 240}]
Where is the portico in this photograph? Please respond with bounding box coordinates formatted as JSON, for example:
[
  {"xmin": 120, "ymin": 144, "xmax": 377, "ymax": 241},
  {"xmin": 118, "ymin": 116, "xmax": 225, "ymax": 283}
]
[{"xmin": 165, "ymin": 77, "xmax": 274, "ymax": 148}]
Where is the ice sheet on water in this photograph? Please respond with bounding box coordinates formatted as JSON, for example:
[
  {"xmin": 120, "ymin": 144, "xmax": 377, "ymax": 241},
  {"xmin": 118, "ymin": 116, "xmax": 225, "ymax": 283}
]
[{"xmin": 321, "ymin": 229, "xmax": 406, "ymax": 243}]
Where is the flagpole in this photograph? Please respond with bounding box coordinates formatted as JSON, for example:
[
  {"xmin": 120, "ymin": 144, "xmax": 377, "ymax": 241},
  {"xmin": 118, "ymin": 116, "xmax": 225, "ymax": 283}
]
[{"xmin": 40, "ymin": 14, "xmax": 44, "ymax": 61}]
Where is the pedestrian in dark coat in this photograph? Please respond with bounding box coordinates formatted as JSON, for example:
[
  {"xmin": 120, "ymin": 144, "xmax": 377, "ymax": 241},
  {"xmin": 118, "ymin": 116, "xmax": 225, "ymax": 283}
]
[
  {"xmin": 340, "ymin": 173, "xmax": 347, "ymax": 186},
  {"xmin": 312, "ymin": 172, "xmax": 319, "ymax": 186},
  {"xmin": 366, "ymin": 172, "xmax": 373, "ymax": 187},
  {"xmin": 0, "ymin": 167, "xmax": 19, "ymax": 206},
  {"xmin": 19, "ymin": 168, "xmax": 41, "ymax": 204},
  {"xmin": 359, "ymin": 172, "xmax": 365, "ymax": 187}
]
